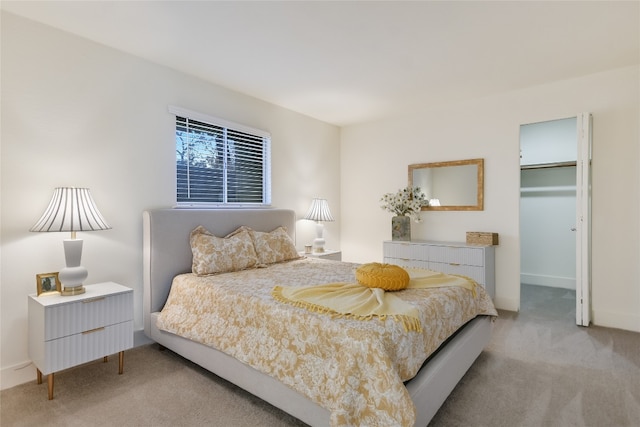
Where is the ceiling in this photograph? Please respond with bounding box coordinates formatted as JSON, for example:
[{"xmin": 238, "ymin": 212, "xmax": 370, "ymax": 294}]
[{"xmin": 2, "ymin": 1, "xmax": 639, "ymax": 127}]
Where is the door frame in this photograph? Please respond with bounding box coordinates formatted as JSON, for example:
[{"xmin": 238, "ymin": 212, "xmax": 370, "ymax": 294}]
[
  {"xmin": 519, "ymin": 113, "xmax": 592, "ymax": 326},
  {"xmin": 576, "ymin": 112, "xmax": 592, "ymax": 326}
]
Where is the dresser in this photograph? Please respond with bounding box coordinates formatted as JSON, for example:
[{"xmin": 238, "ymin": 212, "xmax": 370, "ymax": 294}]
[
  {"xmin": 28, "ymin": 282, "xmax": 133, "ymax": 399},
  {"xmin": 383, "ymin": 240, "xmax": 495, "ymax": 297}
]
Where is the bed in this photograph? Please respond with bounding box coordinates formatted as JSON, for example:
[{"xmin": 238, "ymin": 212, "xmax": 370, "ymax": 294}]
[{"xmin": 143, "ymin": 208, "xmax": 496, "ymax": 426}]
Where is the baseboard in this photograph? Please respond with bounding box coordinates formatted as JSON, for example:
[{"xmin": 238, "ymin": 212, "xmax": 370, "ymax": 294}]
[
  {"xmin": 592, "ymin": 309, "xmax": 640, "ymax": 333},
  {"xmin": 0, "ymin": 360, "xmax": 37, "ymax": 391},
  {"xmin": 1, "ymin": 329, "xmax": 154, "ymax": 391},
  {"xmin": 520, "ymin": 273, "xmax": 575, "ymax": 290}
]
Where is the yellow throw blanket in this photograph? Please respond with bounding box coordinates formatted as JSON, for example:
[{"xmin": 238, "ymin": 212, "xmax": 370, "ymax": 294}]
[{"xmin": 273, "ymin": 268, "xmax": 478, "ymax": 332}]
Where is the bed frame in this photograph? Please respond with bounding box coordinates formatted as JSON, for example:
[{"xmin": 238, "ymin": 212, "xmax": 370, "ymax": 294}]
[{"xmin": 143, "ymin": 208, "xmax": 493, "ymax": 426}]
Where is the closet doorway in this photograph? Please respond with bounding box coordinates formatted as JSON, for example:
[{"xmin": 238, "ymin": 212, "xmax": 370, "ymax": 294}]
[{"xmin": 519, "ymin": 114, "xmax": 592, "ymax": 326}]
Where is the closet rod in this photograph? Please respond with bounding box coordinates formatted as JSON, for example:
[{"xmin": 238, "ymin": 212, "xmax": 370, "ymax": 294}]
[
  {"xmin": 520, "ymin": 185, "xmax": 576, "ymax": 193},
  {"xmin": 520, "ymin": 161, "xmax": 577, "ymax": 170}
]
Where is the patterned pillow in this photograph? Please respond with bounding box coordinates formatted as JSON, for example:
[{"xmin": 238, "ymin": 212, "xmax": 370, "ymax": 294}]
[
  {"xmin": 230, "ymin": 225, "xmax": 300, "ymax": 266},
  {"xmin": 190, "ymin": 225, "xmax": 258, "ymax": 276},
  {"xmin": 252, "ymin": 226, "xmax": 301, "ymax": 265}
]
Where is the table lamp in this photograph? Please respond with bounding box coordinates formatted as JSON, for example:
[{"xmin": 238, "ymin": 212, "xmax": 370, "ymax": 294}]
[
  {"xmin": 30, "ymin": 187, "xmax": 111, "ymax": 296},
  {"xmin": 303, "ymin": 198, "xmax": 334, "ymax": 253}
]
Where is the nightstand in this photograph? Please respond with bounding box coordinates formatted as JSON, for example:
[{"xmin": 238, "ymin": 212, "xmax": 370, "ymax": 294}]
[
  {"xmin": 28, "ymin": 282, "xmax": 133, "ymax": 399},
  {"xmin": 300, "ymin": 250, "xmax": 342, "ymax": 261}
]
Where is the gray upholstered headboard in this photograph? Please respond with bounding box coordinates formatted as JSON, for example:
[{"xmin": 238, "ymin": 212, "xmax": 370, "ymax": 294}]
[{"xmin": 142, "ymin": 208, "xmax": 296, "ymax": 336}]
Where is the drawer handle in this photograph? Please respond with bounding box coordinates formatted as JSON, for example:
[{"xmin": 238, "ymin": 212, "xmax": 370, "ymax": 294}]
[
  {"xmin": 449, "ymin": 263, "xmax": 461, "ymax": 266},
  {"xmin": 82, "ymin": 297, "xmax": 106, "ymax": 304},
  {"xmin": 82, "ymin": 327, "xmax": 105, "ymax": 335}
]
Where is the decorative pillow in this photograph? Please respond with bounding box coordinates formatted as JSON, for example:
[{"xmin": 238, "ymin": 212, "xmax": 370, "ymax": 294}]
[
  {"xmin": 252, "ymin": 226, "xmax": 301, "ymax": 265},
  {"xmin": 190, "ymin": 225, "xmax": 258, "ymax": 276},
  {"xmin": 355, "ymin": 263, "xmax": 410, "ymax": 291},
  {"xmin": 229, "ymin": 225, "xmax": 300, "ymax": 265}
]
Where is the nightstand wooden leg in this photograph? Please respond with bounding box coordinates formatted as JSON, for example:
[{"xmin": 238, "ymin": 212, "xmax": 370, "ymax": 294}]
[
  {"xmin": 47, "ymin": 373, "xmax": 54, "ymax": 400},
  {"xmin": 118, "ymin": 351, "xmax": 124, "ymax": 375},
  {"xmin": 36, "ymin": 368, "xmax": 42, "ymax": 384}
]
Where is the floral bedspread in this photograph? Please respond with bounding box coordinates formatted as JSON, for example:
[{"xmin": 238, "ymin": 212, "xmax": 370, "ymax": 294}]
[{"xmin": 156, "ymin": 258, "xmax": 497, "ymax": 427}]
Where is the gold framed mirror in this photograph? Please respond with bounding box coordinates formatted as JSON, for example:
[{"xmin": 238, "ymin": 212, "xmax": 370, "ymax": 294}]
[{"xmin": 408, "ymin": 158, "xmax": 484, "ymax": 211}]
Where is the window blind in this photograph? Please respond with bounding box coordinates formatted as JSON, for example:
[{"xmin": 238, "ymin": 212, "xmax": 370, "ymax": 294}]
[{"xmin": 171, "ymin": 106, "xmax": 271, "ymax": 206}]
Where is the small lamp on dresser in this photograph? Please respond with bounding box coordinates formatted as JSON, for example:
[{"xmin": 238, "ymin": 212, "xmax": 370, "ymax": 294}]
[
  {"xmin": 303, "ymin": 198, "xmax": 335, "ymax": 253},
  {"xmin": 30, "ymin": 187, "xmax": 111, "ymax": 296}
]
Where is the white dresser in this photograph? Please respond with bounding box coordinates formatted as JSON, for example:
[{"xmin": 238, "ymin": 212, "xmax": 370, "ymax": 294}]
[
  {"xmin": 383, "ymin": 240, "xmax": 495, "ymax": 298},
  {"xmin": 28, "ymin": 282, "xmax": 133, "ymax": 399}
]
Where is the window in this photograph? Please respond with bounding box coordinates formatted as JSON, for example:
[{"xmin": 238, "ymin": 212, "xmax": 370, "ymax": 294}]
[{"xmin": 171, "ymin": 106, "xmax": 271, "ymax": 206}]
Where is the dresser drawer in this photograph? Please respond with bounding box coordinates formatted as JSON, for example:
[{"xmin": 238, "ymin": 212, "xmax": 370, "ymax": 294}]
[
  {"xmin": 44, "ymin": 292, "xmax": 133, "ymax": 340},
  {"xmin": 383, "ymin": 242, "xmax": 413, "ymax": 259},
  {"xmin": 384, "ymin": 257, "xmax": 429, "ymax": 269},
  {"xmin": 428, "ymin": 262, "xmax": 485, "ymax": 286},
  {"xmin": 428, "ymin": 246, "xmax": 485, "ymax": 267},
  {"xmin": 41, "ymin": 321, "xmax": 133, "ymax": 374},
  {"xmin": 383, "ymin": 242, "xmax": 429, "ymax": 263}
]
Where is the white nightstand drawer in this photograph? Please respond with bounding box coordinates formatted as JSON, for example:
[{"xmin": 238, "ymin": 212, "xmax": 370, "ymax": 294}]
[
  {"xmin": 301, "ymin": 250, "xmax": 342, "ymax": 261},
  {"xmin": 44, "ymin": 292, "xmax": 133, "ymax": 340},
  {"xmin": 41, "ymin": 321, "xmax": 133, "ymax": 374}
]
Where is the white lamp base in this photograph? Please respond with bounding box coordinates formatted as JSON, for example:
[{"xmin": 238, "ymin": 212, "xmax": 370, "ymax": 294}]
[
  {"xmin": 58, "ymin": 239, "xmax": 88, "ymax": 296},
  {"xmin": 313, "ymin": 222, "xmax": 326, "ymax": 253}
]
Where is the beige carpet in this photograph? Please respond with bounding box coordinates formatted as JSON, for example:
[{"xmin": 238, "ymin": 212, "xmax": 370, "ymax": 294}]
[
  {"xmin": 1, "ymin": 285, "xmax": 639, "ymax": 426},
  {"xmin": 431, "ymin": 285, "xmax": 640, "ymax": 426}
]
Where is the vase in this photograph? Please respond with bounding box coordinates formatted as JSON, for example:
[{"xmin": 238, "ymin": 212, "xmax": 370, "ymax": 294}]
[{"xmin": 391, "ymin": 216, "xmax": 411, "ymax": 241}]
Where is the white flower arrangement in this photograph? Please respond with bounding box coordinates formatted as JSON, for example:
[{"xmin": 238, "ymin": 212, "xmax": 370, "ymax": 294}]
[{"xmin": 380, "ymin": 186, "xmax": 428, "ymax": 223}]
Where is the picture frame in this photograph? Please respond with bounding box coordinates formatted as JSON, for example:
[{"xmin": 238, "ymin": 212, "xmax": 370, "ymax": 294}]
[{"xmin": 36, "ymin": 272, "xmax": 61, "ymax": 296}]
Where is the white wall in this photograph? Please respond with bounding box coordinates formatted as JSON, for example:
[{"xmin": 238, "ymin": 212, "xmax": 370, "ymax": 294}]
[
  {"xmin": 0, "ymin": 13, "xmax": 341, "ymax": 389},
  {"xmin": 340, "ymin": 65, "xmax": 640, "ymax": 334}
]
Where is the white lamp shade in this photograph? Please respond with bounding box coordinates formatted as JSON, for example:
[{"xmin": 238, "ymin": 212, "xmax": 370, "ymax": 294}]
[
  {"xmin": 303, "ymin": 198, "xmax": 335, "ymax": 222},
  {"xmin": 30, "ymin": 187, "xmax": 111, "ymax": 233}
]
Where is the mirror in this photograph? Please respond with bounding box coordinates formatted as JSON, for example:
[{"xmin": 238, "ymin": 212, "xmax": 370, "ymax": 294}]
[{"xmin": 408, "ymin": 158, "xmax": 484, "ymax": 211}]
